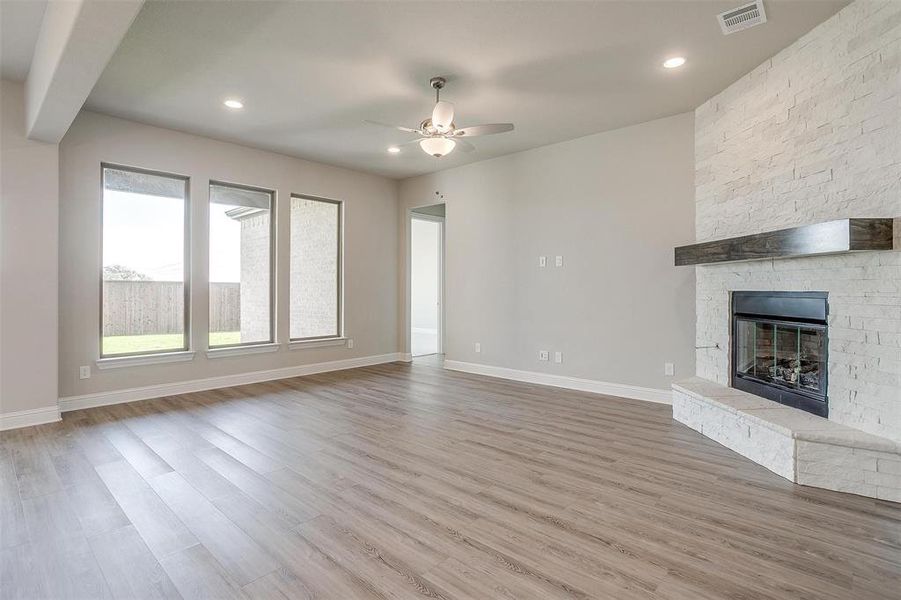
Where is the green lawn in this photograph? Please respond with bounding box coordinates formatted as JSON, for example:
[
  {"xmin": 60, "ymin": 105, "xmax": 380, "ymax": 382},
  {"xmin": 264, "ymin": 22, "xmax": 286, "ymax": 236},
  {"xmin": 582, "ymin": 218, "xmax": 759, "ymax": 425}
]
[{"xmin": 102, "ymin": 331, "xmax": 241, "ymax": 355}]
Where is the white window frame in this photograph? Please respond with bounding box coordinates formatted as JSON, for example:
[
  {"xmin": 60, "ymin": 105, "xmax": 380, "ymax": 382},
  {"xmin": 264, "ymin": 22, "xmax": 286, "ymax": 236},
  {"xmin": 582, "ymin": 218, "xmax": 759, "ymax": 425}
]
[
  {"xmin": 99, "ymin": 163, "xmax": 191, "ymax": 360},
  {"xmin": 208, "ymin": 180, "xmax": 277, "ymax": 350}
]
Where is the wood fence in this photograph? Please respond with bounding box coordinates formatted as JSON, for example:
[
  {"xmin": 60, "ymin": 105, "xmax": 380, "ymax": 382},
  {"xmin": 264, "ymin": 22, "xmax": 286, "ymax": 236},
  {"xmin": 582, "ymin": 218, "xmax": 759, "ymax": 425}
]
[{"xmin": 102, "ymin": 281, "xmax": 240, "ymax": 335}]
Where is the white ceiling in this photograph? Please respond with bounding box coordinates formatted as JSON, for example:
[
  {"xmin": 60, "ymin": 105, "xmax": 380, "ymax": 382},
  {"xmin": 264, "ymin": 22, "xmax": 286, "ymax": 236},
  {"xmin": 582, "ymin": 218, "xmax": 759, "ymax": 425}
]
[
  {"xmin": 5, "ymin": 1, "xmax": 847, "ymax": 179},
  {"xmin": 0, "ymin": 0, "xmax": 48, "ymax": 81}
]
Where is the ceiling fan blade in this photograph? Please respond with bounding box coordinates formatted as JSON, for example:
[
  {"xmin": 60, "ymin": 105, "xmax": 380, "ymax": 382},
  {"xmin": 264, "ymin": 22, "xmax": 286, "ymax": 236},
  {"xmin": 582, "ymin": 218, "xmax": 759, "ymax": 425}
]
[
  {"xmin": 432, "ymin": 101, "xmax": 455, "ymax": 133},
  {"xmin": 453, "ymin": 138, "xmax": 476, "ymax": 152},
  {"xmin": 395, "ymin": 137, "xmax": 427, "ymax": 147},
  {"xmin": 363, "ymin": 120, "xmax": 422, "ymax": 134},
  {"xmin": 454, "ymin": 123, "xmax": 514, "ymax": 137}
]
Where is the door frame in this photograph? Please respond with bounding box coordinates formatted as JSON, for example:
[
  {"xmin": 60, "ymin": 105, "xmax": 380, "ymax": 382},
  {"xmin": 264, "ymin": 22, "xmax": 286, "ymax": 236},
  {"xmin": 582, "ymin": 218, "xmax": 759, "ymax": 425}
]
[{"xmin": 407, "ymin": 209, "xmax": 445, "ymax": 357}]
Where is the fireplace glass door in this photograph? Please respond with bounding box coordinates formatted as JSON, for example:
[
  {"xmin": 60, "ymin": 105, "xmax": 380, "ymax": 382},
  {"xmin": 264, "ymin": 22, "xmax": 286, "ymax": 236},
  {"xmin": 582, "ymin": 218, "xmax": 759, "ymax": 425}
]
[{"xmin": 734, "ymin": 318, "xmax": 826, "ymax": 397}]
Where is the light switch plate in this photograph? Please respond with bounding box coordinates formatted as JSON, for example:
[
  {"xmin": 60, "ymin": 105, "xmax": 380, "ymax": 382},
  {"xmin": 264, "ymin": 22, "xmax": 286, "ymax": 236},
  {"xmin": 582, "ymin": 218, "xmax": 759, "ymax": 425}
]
[
  {"xmin": 539, "ymin": 256, "xmax": 547, "ymax": 267},
  {"xmin": 555, "ymin": 351, "xmax": 563, "ymax": 364},
  {"xmin": 538, "ymin": 350, "xmax": 549, "ymax": 361},
  {"xmin": 79, "ymin": 366, "xmax": 91, "ymax": 380},
  {"xmin": 475, "ymin": 342, "xmax": 481, "ymax": 353},
  {"xmin": 664, "ymin": 362, "xmax": 674, "ymax": 376},
  {"xmin": 555, "ymin": 255, "xmax": 563, "ymax": 267}
]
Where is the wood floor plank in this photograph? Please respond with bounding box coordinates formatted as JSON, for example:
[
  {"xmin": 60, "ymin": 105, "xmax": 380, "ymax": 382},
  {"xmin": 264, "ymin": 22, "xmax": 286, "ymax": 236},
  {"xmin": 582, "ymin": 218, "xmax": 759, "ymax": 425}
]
[
  {"xmin": 196, "ymin": 446, "xmax": 319, "ymax": 526},
  {"xmin": 0, "ymin": 361, "xmax": 898, "ymax": 600},
  {"xmin": 32, "ymin": 534, "xmax": 113, "ymax": 599},
  {"xmin": 159, "ymin": 543, "xmax": 249, "ymax": 600},
  {"xmin": 5, "ymin": 429, "xmax": 63, "ymax": 499},
  {"xmin": 148, "ymin": 471, "xmax": 278, "ymax": 586},
  {"xmin": 89, "ymin": 524, "xmax": 183, "ymax": 600},
  {"xmin": 97, "ymin": 419, "xmax": 174, "ymax": 479},
  {"xmin": 0, "ymin": 448, "xmax": 28, "ymax": 550},
  {"xmin": 241, "ymin": 568, "xmax": 319, "ymax": 600},
  {"xmin": 66, "ymin": 476, "xmax": 131, "ymax": 538},
  {"xmin": 143, "ymin": 434, "xmax": 241, "ymax": 501},
  {"xmin": 424, "ymin": 556, "xmax": 572, "ymax": 600},
  {"xmin": 21, "ymin": 490, "xmax": 85, "ymax": 542},
  {"xmin": 213, "ymin": 492, "xmax": 384, "ymax": 599},
  {"xmin": 0, "ymin": 544, "xmax": 48, "ymax": 600},
  {"xmin": 298, "ymin": 514, "xmax": 454, "ymax": 600},
  {"xmin": 95, "ymin": 459, "xmax": 199, "ymax": 559}
]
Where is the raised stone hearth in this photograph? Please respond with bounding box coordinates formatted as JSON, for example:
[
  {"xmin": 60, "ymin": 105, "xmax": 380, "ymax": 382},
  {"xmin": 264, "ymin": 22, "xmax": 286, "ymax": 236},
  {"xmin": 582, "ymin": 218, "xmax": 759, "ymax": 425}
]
[{"xmin": 673, "ymin": 377, "xmax": 901, "ymax": 502}]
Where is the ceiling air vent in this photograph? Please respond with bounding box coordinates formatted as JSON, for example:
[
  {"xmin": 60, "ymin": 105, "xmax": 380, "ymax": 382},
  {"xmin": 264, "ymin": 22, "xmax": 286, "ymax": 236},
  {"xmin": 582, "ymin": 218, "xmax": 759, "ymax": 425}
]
[{"xmin": 718, "ymin": 0, "xmax": 767, "ymax": 35}]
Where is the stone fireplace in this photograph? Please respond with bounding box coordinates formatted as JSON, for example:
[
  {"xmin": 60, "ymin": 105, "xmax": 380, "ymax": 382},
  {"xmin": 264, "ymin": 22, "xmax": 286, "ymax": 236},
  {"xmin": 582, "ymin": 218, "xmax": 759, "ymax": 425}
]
[{"xmin": 673, "ymin": 1, "xmax": 901, "ymax": 502}]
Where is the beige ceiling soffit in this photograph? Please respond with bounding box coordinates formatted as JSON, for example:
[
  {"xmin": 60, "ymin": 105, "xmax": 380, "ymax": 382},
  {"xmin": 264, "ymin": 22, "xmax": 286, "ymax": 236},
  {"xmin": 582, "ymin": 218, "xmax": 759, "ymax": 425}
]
[{"xmin": 25, "ymin": 0, "xmax": 144, "ymax": 143}]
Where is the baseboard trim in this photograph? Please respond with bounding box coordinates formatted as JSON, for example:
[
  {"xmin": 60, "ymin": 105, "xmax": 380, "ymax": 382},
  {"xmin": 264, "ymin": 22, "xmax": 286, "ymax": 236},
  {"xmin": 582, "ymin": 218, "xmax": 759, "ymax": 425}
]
[
  {"xmin": 443, "ymin": 360, "xmax": 672, "ymax": 405},
  {"xmin": 0, "ymin": 405, "xmax": 62, "ymax": 431},
  {"xmin": 59, "ymin": 353, "xmax": 405, "ymax": 413}
]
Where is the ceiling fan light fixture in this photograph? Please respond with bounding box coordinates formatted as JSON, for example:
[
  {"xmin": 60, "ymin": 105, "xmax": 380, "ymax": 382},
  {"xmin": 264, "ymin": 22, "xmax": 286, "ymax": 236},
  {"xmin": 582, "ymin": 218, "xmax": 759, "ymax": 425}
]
[{"xmin": 420, "ymin": 137, "xmax": 456, "ymax": 157}]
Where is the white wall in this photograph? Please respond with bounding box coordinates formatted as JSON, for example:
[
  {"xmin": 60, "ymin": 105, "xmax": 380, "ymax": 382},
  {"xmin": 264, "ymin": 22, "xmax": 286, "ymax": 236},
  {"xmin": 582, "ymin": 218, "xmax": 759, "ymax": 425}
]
[
  {"xmin": 694, "ymin": 0, "xmax": 901, "ymax": 441},
  {"xmin": 399, "ymin": 113, "xmax": 696, "ymax": 394},
  {"xmin": 58, "ymin": 110, "xmax": 399, "ymax": 399},
  {"xmin": 0, "ymin": 80, "xmax": 60, "ymax": 420},
  {"xmin": 410, "ymin": 218, "xmax": 440, "ymax": 332}
]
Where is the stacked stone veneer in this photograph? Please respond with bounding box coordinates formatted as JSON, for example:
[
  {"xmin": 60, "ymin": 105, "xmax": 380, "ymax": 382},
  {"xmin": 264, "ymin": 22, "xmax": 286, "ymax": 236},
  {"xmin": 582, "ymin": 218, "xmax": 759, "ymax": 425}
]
[
  {"xmin": 674, "ymin": 378, "xmax": 901, "ymax": 502},
  {"xmin": 693, "ymin": 0, "xmax": 901, "ymax": 443}
]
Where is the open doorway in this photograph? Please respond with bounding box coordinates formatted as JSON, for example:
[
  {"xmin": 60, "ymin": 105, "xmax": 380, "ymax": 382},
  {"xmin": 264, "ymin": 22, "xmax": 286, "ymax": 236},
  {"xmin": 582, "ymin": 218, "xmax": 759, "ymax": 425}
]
[{"xmin": 410, "ymin": 204, "xmax": 445, "ymax": 361}]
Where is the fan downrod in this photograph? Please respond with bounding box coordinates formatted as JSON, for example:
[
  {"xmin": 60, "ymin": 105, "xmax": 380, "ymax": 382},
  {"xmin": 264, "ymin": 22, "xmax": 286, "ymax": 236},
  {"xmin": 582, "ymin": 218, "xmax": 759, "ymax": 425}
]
[{"xmin": 430, "ymin": 76, "xmax": 447, "ymax": 103}]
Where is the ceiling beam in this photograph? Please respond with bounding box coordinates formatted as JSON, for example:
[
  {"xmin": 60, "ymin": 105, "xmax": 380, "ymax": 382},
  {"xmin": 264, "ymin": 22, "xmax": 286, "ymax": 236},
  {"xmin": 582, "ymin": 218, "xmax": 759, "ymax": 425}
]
[{"xmin": 25, "ymin": 0, "xmax": 144, "ymax": 143}]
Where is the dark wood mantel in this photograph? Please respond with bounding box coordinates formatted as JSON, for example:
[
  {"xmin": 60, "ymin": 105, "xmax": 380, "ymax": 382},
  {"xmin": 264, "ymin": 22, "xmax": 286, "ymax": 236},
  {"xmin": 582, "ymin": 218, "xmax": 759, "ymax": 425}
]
[{"xmin": 674, "ymin": 218, "xmax": 896, "ymax": 266}]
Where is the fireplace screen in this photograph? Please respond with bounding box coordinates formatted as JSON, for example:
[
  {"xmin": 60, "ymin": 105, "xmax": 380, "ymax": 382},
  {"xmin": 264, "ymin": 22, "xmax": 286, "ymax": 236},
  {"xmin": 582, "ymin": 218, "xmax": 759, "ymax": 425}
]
[
  {"xmin": 732, "ymin": 292, "xmax": 828, "ymax": 417},
  {"xmin": 734, "ymin": 319, "xmax": 825, "ymax": 393}
]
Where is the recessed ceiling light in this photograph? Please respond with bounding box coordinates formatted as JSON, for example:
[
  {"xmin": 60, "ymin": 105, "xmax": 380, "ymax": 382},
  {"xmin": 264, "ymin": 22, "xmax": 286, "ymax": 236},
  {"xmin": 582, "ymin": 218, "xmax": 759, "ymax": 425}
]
[
  {"xmin": 223, "ymin": 99, "xmax": 244, "ymax": 109},
  {"xmin": 663, "ymin": 57, "xmax": 686, "ymax": 69},
  {"xmin": 387, "ymin": 146, "xmax": 400, "ymax": 154}
]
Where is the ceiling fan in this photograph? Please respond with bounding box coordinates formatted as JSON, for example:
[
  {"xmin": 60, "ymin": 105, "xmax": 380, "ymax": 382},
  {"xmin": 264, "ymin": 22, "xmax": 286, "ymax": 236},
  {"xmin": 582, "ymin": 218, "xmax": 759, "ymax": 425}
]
[{"xmin": 365, "ymin": 77, "xmax": 514, "ymax": 157}]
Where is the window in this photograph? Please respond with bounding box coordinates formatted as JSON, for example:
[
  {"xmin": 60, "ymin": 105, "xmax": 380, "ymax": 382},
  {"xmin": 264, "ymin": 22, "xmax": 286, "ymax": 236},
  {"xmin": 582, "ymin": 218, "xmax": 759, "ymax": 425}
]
[
  {"xmin": 209, "ymin": 182, "xmax": 275, "ymax": 347},
  {"xmin": 290, "ymin": 195, "xmax": 342, "ymax": 340},
  {"xmin": 101, "ymin": 165, "xmax": 189, "ymax": 357}
]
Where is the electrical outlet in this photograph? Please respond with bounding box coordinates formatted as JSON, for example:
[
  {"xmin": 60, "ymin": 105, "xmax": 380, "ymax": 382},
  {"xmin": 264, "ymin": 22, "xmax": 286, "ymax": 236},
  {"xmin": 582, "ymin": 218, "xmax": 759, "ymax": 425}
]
[
  {"xmin": 79, "ymin": 366, "xmax": 91, "ymax": 380},
  {"xmin": 664, "ymin": 362, "xmax": 674, "ymax": 376},
  {"xmin": 474, "ymin": 342, "xmax": 481, "ymax": 353},
  {"xmin": 555, "ymin": 351, "xmax": 563, "ymax": 364},
  {"xmin": 346, "ymin": 338, "xmax": 354, "ymax": 349},
  {"xmin": 538, "ymin": 350, "xmax": 549, "ymax": 361},
  {"xmin": 555, "ymin": 255, "xmax": 563, "ymax": 267},
  {"xmin": 538, "ymin": 256, "xmax": 547, "ymax": 267}
]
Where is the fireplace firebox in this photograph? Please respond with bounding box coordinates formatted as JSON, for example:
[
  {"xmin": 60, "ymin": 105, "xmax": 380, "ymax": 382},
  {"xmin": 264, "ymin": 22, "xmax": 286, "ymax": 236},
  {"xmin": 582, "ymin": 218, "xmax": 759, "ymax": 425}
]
[{"xmin": 731, "ymin": 291, "xmax": 828, "ymax": 417}]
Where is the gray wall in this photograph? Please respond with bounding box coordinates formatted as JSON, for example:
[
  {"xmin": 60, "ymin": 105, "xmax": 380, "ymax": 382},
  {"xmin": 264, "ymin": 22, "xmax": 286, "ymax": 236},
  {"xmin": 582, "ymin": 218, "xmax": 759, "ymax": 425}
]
[
  {"xmin": 399, "ymin": 113, "xmax": 696, "ymax": 393},
  {"xmin": 0, "ymin": 80, "xmax": 59, "ymax": 415},
  {"xmin": 59, "ymin": 110, "xmax": 398, "ymax": 398}
]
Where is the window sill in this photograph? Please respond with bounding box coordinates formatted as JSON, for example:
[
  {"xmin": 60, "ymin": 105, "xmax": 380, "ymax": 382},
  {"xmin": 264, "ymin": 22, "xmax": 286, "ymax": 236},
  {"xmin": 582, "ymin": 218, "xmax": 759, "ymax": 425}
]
[
  {"xmin": 206, "ymin": 343, "xmax": 281, "ymax": 359},
  {"xmin": 289, "ymin": 337, "xmax": 347, "ymax": 350},
  {"xmin": 96, "ymin": 351, "xmax": 195, "ymax": 370}
]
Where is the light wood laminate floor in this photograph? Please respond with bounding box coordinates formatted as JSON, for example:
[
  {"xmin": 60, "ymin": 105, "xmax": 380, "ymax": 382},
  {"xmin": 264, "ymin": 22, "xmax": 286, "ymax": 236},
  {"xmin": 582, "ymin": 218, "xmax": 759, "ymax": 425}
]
[{"xmin": 2, "ymin": 361, "xmax": 899, "ymax": 599}]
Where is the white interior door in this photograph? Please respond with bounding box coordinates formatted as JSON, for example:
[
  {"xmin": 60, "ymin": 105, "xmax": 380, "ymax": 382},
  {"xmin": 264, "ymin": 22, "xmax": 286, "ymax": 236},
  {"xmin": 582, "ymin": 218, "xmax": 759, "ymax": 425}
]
[{"xmin": 411, "ymin": 217, "xmax": 442, "ymax": 357}]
